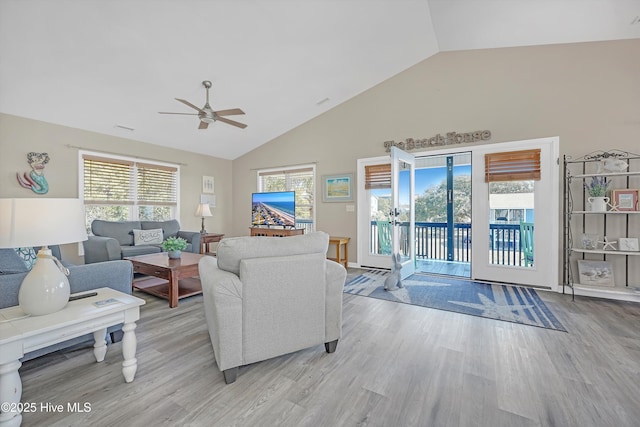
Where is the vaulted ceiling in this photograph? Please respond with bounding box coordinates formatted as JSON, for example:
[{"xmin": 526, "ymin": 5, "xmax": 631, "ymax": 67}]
[{"xmin": 1, "ymin": 1, "xmax": 638, "ymax": 160}]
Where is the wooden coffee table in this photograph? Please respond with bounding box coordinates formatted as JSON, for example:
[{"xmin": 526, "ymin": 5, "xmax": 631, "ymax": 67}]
[{"xmin": 126, "ymin": 252, "xmax": 205, "ymax": 308}]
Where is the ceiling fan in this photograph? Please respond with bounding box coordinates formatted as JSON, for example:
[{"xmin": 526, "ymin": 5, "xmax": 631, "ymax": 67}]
[{"xmin": 159, "ymin": 80, "xmax": 247, "ymax": 129}]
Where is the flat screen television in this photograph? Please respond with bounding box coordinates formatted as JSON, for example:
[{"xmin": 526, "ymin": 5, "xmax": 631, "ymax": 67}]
[{"xmin": 251, "ymin": 191, "xmax": 296, "ymax": 227}]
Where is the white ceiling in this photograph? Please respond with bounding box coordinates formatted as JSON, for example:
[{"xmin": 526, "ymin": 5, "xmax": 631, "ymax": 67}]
[{"xmin": 1, "ymin": 0, "xmax": 638, "ymax": 160}]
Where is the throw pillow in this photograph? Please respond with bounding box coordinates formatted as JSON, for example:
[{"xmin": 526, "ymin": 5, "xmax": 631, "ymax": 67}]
[
  {"xmin": 14, "ymin": 247, "xmax": 38, "ymax": 270},
  {"xmin": 132, "ymin": 228, "xmax": 163, "ymax": 246}
]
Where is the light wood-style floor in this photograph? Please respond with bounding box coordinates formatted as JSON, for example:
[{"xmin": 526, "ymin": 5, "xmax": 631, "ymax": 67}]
[{"xmin": 17, "ymin": 280, "xmax": 640, "ymax": 427}]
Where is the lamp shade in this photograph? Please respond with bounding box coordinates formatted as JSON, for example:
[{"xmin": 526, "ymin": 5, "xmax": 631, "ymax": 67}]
[
  {"xmin": 0, "ymin": 198, "xmax": 88, "ymax": 248},
  {"xmin": 195, "ymin": 203, "xmax": 213, "ymax": 218}
]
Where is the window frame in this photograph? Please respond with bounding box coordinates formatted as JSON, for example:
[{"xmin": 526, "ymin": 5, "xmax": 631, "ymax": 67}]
[
  {"xmin": 78, "ymin": 150, "xmax": 181, "ymax": 229},
  {"xmin": 256, "ymin": 164, "xmax": 316, "ymax": 232}
]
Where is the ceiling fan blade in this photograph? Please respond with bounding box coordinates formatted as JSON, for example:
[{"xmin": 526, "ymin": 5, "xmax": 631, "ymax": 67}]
[
  {"xmin": 198, "ymin": 121, "xmax": 209, "ymax": 130},
  {"xmin": 158, "ymin": 112, "xmax": 199, "ymax": 115},
  {"xmin": 217, "ymin": 116, "xmax": 247, "ymax": 129},
  {"xmin": 214, "ymin": 108, "xmax": 245, "ymax": 116},
  {"xmin": 175, "ymin": 98, "xmax": 205, "ymax": 113}
]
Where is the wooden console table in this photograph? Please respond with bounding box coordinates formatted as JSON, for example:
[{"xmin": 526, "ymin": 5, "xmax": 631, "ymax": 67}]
[{"xmin": 249, "ymin": 228, "xmax": 304, "ymax": 237}]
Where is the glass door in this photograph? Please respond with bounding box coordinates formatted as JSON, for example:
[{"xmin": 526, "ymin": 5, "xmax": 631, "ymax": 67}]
[
  {"xmin": 472, "ymin": 137, "xmax": 559, "ymax": 288},
  {"xmin": 357, "ymin": 157, "xmax": 392, "ymax": 269},
  {"xmin": 391, "ymin": 147, "xmax": 415, "ymax": 279}
]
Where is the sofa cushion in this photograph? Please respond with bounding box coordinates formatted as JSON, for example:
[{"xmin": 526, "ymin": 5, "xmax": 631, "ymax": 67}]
[
  {"xmin": 133, "ymin": 228, "xmax": 164, "ymax": 245},
  {"xmin": 92, "ymin": 220, "xmax": 141, "ymax": 246},
  {"xmin": 142, "ymin": 220, "xmax": 179, "ymax": 239},
  {"xmin": 0, "ymin": 248, "xmax": 29, "ymax": 274},
  {"xmin": 217, "ymin": 231, "xmax": 329, "ymax": 275},
  {"xmin": 121, "ymin": 245, "xmax": 162, "ymax": 258},
  {"xmin": 14, "ymin": 247, "xmax": 38, "ymax": 270}
]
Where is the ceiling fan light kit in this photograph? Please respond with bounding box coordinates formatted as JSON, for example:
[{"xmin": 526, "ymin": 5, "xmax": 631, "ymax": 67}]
[{"xmin": 159, "ymin": 80, "xmax": 247, "ymax": 129}]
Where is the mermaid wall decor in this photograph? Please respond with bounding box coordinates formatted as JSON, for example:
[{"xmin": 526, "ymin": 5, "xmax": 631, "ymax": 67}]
[{"xmin": 17, "ymin": 152, "xmax": 50, "ymax": 194}]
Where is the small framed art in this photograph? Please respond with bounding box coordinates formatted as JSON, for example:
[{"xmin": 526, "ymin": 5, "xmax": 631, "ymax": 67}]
[
  {"xmin": 322, "ymin": 173, "xmax": 353, "ymax": 202},
  {"xmin": 611, "ymin": 189, "xmax": 638, "ymax": 211},
  {"xmin": 202, "ymin": 176, "xmax": 215, "ymax": 194},
  {"xmin": 577, "ymin": 260, "xmax": 615, "ymax": 287},
  {"xmin": 618, "ymin": 238, "xmax": 639, "ymax": 252}
]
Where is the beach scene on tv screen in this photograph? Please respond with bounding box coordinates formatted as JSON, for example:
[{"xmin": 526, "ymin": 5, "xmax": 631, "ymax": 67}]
[{"xmin": 251, "ymin": 191, "xmax": 295, "ymax": 227}]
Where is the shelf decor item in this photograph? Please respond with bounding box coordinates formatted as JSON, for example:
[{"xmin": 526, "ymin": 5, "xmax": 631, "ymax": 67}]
[
  {"xmin": 581, "ymin": 234, "xmax": 599, "ymax": 250},
  {"xmin": 611, "ymin": 189, "xmax": 639, "ymax": 211},
  {"xmin": 577, "ymin": 260, "xmax": 615, "ymax": 287},
  {"xmin": 585, "ymin": 176, "xmax": 610, "ymax": 212},
  {"xmin": 618, "ymin": 238, "xmax": 639, "ymax": 252},
  {"xmin": 162, "ymin": 236, "xmax": 188, "ymax": 259}
]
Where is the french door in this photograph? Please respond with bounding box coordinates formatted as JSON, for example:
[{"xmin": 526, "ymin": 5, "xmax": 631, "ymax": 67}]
[
  {"xmin": 391, "ymin": 147, "xmax": 415, "ymax": 279},
  {"xmin": 357, "ymin": 137, "xmax": 559, "ymax": 290},
  {"xmin": 471, "ymin": 137, "xmax": 559, "ymax": 289}
]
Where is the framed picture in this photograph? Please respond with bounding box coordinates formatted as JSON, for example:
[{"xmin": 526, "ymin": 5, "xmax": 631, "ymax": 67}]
[
  {"xmin": 200, "ymin": 194, "xmax": 216, "ymax": 208},
  {"xmin": 577, "ymin": 260, "xmax": 615, "ymax": 287},
  {"xmin": 611, "ymin": 189, "xmax": 638, "ymax": 211},
  {"xmin": 202, "ymin": 176, "xmax": 215, "ymax": 194},
  {"xmin": 618, "ymin": 238, "xmax": 639, "ymax": 252},
  {"xmin": 322, "ymin": 173, "xmax": 353, "ymax": 202}
]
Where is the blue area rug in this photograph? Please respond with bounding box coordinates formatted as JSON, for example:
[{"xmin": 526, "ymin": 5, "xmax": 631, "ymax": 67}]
[{"xmin": 345, "ymin": 270, "xmax": 566, "ymax": 332}]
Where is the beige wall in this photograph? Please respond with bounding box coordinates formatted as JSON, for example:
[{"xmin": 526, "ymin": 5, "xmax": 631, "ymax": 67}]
[
  {"xmin": 0, "ymin": 113, "xmax": 232, "ymax": 263},
  {"xmin": 232, "ymin": 39, "xmax": 640, "ymax": 264},
  {"xmin": 2, "ymin": 39, "xmax": 638, "ymax": 266}
]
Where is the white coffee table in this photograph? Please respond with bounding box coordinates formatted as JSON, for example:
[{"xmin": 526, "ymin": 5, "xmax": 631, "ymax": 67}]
[{"xmin": 0, "ymin": 287, "xmax": 145, "ymax": 427}]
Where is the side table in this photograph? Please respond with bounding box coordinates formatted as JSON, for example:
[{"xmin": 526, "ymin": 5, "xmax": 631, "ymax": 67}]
[
  {"xmin": 328, "ymin": 236, "xmax": 350, "ymax": 268},
  {"xmin": 0, "ymin": 288, "xmax": 145, "ymax": 427},
  {"xmin": 199, "ymin": 233, "xmax": 225, "ymax": 255}
]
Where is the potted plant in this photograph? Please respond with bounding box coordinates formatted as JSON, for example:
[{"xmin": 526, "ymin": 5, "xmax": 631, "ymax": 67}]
[
  {"xmin": 584, "ymin": 176, "xmax": 610, "ymax": 211},
  {"xmin": 162, "ymin": 236, "xmax": 188, "ymax": 259}
]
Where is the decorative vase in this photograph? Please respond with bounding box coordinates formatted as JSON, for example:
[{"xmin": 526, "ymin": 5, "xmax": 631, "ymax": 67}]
[
  {"xmin": 588, "ymin": 196, "xmax": 609, "ymax": 212},
  {"xmin": 168, "ymin": 250, "xmax": 182, "ymax": 259}
]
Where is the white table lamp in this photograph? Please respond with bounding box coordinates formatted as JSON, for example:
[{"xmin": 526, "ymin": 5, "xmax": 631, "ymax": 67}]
[
  {"xmin": 0, "ymin": 198, "xmax": 88, "ymax": 316},
  {"xmin": 195, "ymin": 203, "xmax": 213, "ymax": 234}
]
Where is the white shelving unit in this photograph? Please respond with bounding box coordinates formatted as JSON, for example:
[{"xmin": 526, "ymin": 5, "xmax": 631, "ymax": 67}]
[{"xmin": 563, "ymin": 150, "xmax": 640, "ymax": 302}]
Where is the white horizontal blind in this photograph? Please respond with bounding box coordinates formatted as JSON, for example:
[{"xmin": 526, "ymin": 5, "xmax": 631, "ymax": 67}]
[
  {"xmin": 137, "ymin": 162, "xmax": 178, "ymax": 206},
  {"xmin": 83, "ymin": 155, "xmax": 135, "ymax": 205}
]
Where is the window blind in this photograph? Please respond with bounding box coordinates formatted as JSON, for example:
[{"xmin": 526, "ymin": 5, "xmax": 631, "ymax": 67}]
[
  {"xmin": 365, "ymin": 164, "xmax": 391, "ymax": 189},
  {"xmin": 485, "ymin": 149, "xmax": 541, "ymax": 182},
  {"xmin": 137, "ymin": 162, "xmax": 178, "ymax": 206},
  {"xmin": 83, "ymin": 155, "xmax": 135, "ymax": 205}
]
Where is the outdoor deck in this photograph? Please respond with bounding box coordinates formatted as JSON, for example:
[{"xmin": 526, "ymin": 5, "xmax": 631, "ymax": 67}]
[{"xmin": 370, "ymin": 221, "xmax": 530, "ymax": 278}]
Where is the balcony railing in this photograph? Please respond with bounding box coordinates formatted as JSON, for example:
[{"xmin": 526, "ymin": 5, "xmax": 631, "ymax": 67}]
[{"xmin": 370, "ymin": 221, "xmax": 528, "ymax": 267}]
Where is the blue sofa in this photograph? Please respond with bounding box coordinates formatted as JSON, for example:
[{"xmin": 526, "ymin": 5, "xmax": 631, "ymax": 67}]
[
  {"xmin": 83, "ymin": 219, "xmax": 201, "ymax": 264},
  {"xmin": 0, "ymin": 246, "xmax": 133, "ymax": 361}
]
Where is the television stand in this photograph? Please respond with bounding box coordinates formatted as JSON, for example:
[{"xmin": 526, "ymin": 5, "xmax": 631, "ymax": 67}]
[{"xmin": 250, "ymin": 227, "xmax": 304, "ymax": 237}]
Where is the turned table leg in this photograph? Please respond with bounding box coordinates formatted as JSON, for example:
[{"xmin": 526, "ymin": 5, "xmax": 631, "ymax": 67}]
[
  {"xmin": 93, "ymin": 328, "xmax": 108, "ymax": 362},
  {"xmin": 121, "ymin": 322, "xmax": 138, "ymax": 383},
  {"xmin": 0, "ymin": 360, "xmax": 22, "ymax": 427}
]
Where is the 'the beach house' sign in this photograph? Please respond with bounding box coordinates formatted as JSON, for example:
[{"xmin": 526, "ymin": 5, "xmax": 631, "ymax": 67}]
[{"xmin": 383, "ymin": 130, "xmax": 491, "ymax": 152}]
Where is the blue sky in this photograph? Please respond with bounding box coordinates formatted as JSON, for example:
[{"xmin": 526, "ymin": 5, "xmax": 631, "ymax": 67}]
[
  {"xmin": 252, "ymin": 191, "xmax": 295, "ymax": 204},
  {"xmin": 375, "ymin": 165, "xmax": 472, "ymax": 202}
]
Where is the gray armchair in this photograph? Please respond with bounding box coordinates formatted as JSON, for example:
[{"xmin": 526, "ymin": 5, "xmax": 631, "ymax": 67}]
[{"xmin": 198, "ymin": 231, "xmax": 346, "ymax": 384}]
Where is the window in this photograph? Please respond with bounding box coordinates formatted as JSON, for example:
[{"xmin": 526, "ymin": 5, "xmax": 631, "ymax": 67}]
[
  {"xmin": 257, "ymin": 165, "xmax": 315, "ymax": 233},
  {"xmin": 80, "ymin": 151, "xmax": 179, "ymax": 232}
]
